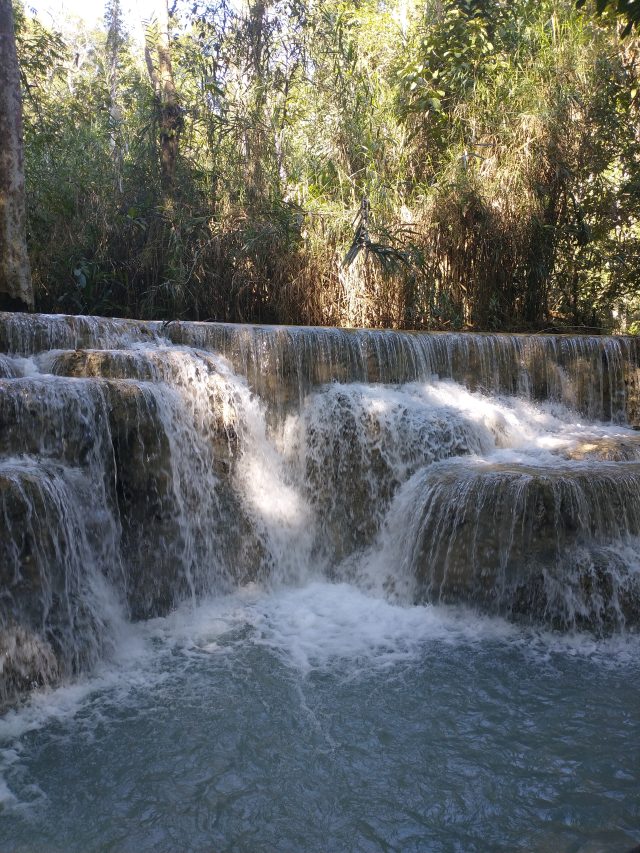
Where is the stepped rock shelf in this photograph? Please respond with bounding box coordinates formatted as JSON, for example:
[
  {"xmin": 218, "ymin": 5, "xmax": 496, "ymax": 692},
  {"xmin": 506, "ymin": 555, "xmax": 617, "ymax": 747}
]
[{"xmin": 1, "ymin": 312, "xmax": 640, "ymax": 707}]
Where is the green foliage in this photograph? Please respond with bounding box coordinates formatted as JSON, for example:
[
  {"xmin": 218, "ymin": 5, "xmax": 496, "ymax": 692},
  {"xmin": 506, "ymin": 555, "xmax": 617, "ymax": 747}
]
[
  {"xmin": 576, "ymin": 0, "xmax": 640, "ymax": 35},
  {"xmin": 13, "ymin": 0, "xmax": 640, "ymax": 331}
]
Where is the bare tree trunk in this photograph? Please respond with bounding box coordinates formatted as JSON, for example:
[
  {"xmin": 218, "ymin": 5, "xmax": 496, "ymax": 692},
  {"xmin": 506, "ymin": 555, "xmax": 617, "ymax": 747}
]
[
  {"xmin": 0, "ymin": 0, "xmax": 33, "ymax": 311},
  {"xmin": 145, "ymin": 0, "xmax": 181, "ymax": 202},
  {"xmin": 244, "ymin": 0, "xmax": 267, "ymax": 202},
  {"xmin": 106, "ymin": 0, "xmax": 124, "ymax": 196}
]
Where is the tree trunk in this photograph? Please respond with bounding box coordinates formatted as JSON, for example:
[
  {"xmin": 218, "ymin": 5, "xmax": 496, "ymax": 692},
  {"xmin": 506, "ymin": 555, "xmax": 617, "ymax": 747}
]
[
  {"xmin": 106, "ymin": 0, "xmax": 124, "ymax": 196},
  {"xmin": 0, "ymin": 0, "xmax": 33, "ymax": 311},
  {"xmin": 145, "ymin": 0, "xmax": 181, "ymax": 202},
  {"xmin": 245, "ymin": 0, "xmax": 268, "ymax": 202}
]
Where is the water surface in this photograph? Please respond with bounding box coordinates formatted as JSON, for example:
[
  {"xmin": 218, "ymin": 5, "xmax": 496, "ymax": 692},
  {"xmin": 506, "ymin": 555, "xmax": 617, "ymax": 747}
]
[{"xmin": 1, "ymin": 582, "xmax": 638, "ymax": 853}]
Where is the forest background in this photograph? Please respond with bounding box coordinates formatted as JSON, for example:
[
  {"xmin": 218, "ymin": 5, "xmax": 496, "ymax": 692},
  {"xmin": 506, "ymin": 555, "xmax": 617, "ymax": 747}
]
[{"xmin": 12, "ymin": 0, "xmax": 640, "ymax": 331}]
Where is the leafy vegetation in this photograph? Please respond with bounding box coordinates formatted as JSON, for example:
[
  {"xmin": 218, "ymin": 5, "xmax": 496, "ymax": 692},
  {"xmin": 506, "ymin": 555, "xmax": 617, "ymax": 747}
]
[
  {"xmin": 577, "ymin": 0, "xmax": 640, "ymax": 36},
  {"xmin": 13, "ymin": 0, "xmax": 640, "ymax": 331}
]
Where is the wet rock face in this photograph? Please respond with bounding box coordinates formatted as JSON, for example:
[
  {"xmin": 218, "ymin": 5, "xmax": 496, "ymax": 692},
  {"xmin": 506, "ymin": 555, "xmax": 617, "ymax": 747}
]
[
  {"xmin": 403, "ymin": 463, "xmax": 640, "ymax": 631},
  {"xmin": 161, "ymin": 317, "xmax": 640, "ymax": 424},
  {"xmin": 621, "ymin": 363, "xmax": 640, "ymax": 428},
  {"xmin": 51, "ymin": 349, "xmax": 160, "ymax": 382},
  {"xmin": 0, "ymin": 312, "xmax": 160, "ymax": 356},
  {"xmin": 0, "ymin": 625, "xmax": 59, "ymax": 709},
  {"xmin": 509, "ymin": 546, "xmax": 640, "ymax": 633},
  {"xmin": 101, "ymin": 378, "xmax": 263, "ymax": 619},
  {"xmin": 0, "ymin": 377, "xmax": 111, "ymax": 467},
  {"xmin": 104, "ymin": 382, "xmax": 184, "ymax": 619},
  {"xmin": 0, "ymin": 355, "xmax": 18, "ymax": 378},
  {"xmin": 0, "ymin": 461, "xmax": 120, "ymax": 709},
  {"xmin": 0, "ymin": 344, "xmax": 265, "ymax": 706},
  {"xmin": 560, "ymin": 435, "xmax": 640, "ymax": 462},
  {"xmin": 288, "ymin": 385, "xmax": 490, "ymax": 562}
]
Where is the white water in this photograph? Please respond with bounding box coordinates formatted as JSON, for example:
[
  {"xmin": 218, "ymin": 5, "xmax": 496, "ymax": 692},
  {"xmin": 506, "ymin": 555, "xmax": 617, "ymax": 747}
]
[
  {"xmin": 1, "ymin": 581, "xmax": 639, "ymax": 852},
  {"xmin": 2, "ymin": 335, "xmax": 640, "ymax": 668},
  {"xmin": 1, "ymin": 315, "xmax": 640, "ymax": 850}
]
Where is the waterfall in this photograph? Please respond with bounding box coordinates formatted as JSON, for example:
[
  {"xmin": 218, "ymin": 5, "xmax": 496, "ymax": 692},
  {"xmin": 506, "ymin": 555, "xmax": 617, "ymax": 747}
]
[{"xmin": 1, "ymin": 311, "xmax": 640, "ymax": 706}]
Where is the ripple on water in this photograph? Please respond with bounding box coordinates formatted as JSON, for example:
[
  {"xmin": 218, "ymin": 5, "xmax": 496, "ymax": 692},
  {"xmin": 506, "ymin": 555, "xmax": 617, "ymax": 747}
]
[{"xmin": 0, "ymin": 582, "xmax": 639, "ymax": 853}]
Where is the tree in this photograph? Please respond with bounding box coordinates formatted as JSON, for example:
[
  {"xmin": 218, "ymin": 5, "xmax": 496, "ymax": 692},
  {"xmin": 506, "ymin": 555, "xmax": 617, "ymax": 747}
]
[
  {"xmin": 144, "ymin": 0, "xmax": 182, "ymax": 202},
  {"xmin": 11, "ymin": 0, "xmax": 640, "ymax": 331},
  {"xmin": 0, "ymin": 0, "xmax": 33, "ymax": 311},
  {"xmin": 576, "ymin": 0, "xmax": 640, "ymax": 35},
  {"xmin": 105, "ymin": 0, "xmax": 125, "ymax": 196}
]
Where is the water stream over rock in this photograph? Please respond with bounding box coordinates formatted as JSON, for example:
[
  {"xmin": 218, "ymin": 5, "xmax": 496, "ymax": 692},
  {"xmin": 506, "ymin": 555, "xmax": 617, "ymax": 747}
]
[
  {"xmin": 1, "ymin": 313, "xmax": 640, "ymax": 706},
  {"xmin": 1, "ymin": 313, "xmax": 640, "ymax": 851}
]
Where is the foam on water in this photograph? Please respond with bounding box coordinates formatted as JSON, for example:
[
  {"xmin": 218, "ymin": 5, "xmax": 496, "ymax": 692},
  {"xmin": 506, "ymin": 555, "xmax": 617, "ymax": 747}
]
[
  {"xmin": 3, "ymin": 579, "xmax": 637, "ymax": 733},
  {"xmin": 135, "ymin": 582, "xmax": 519, "ymax": 673},
  {"xmin": 0, "ymin": 578, "xmax": 638, "ymax": 853},
  {"xmin": 1, "ymin": 579, "xmax": 639, "ymax": 838},
  {"xmin": 3, "ymin": 333, "xmax": 640, "ymax": 703},
  {"xmin": 2, "ymin": 315, "xmax": 640, "ymax": 848}
]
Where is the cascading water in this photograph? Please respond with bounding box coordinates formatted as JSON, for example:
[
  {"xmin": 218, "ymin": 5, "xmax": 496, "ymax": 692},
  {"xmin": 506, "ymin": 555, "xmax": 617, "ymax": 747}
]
[{"xmin": 0, "ymin": 312, "xmax": 639, "ymax": 852}]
